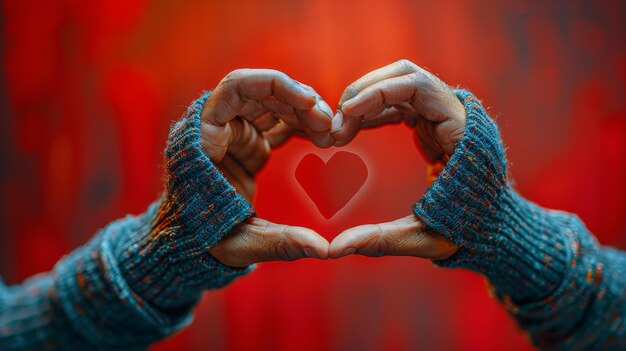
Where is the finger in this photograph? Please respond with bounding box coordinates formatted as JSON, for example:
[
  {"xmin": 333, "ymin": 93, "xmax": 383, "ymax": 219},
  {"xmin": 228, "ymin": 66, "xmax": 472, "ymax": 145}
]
[
  {"xmin": 341, "ymin": 74, "xmax": 421, "ymax": 118},
  {"xmin": 360, "ymin": 105, "xmax": 387, "ymax": 121},
  {"xmin": 291, "ymin": 129, "xmax": 307, "ymax": 138},
  {"xmin": 359, "ymin": 107, "xmax": 404, "ymax": 129},
  {"xmin": 401, "ymin": 101, "xmax": 454, "ymax": 163},
  {"xmin": 302, "ymin": 127, "xmax": 335, "ymax": 148},
  {"xmin": 332, "ymin": 60, "xmax": 417, "ymax": 143},
  {"xmin": 209, "ymin": 218, "xmax": 330, "ymax": 267},
  {"xmin": 290, "ymin": 82, "xmax": 334, "ymax": 132},
  {"xmin": 263, "ymin": 122, "xmax": 293, "ymax": 148},
  {"xmin": 252, "ymin": 111, "xmax": 280, "ymax": 131},
  {"xmin": 202, "ymin": 69, "xmax": 317, "ymax": 125},
  {"xmin": 330, "ymin": 110, "xmax": 361, "ymax": 146},
  {"xmin": 295, "ymin": 98, "xmax": 334, "ymax": 132},
  {"xmin": 260, "ymin": 96, "xmax": 297, "ymax": 116},
  {"xmin": 413, "ymin": 119, "xmax": 446, "ymax": 163},
  {"xmin": 329, "ymin": 214, "xmax": 457, "ymax": 260},
  {"xmin": 343, "ymin": 73, "xmax": 465, "ymax": 155},
  {"xmin": 200, "ymin": 120, "xmax": 231, "ymax": 163},
  {"xmin": 238, "ymin": 99, "xmax": 270, "ymax": 122},
  {"xmin": 238, "ymin": 97, "xmax": 298, "ymax": 127},
  {"xmin": 240, "ymin": 88, "xmax": 332, "ymax": 134},
  {"xmin": 233, "ymin": 69, "xmax": 317, "ymax": 113},
  {"xmin": 279, "ymin": 113, "xmax": 304, "ymax": 131},
  {"xmin": 219, "ymin": 155, "xmax": 256, "ymax": 202},
  {"xmin": 332, "ymin": 101, "xmax": 415, "ymax": 145},
  {"xmin": 227, "ymin": 118, "xmax": 271, "ymax": 175},
  {"xmin": 338, "ymin": 59, "xmax": 417, "ymax": 107}
]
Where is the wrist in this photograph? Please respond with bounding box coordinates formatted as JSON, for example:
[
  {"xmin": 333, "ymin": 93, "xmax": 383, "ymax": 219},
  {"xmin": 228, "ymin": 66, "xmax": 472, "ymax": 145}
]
[
  {"xmin": 116, "ymin": 92, "xmax": 256, "ymax": 310},
  {"xmin": 115, "ymin": 199, "xmax": 253, "ymax": 312},
  {"xmin": 413, "ymin": 89, "xmax": 572, "ymax": 302},
  {"xmin": 163, "ymin": 91, "xmax": 255, "ymax": 251},
  {"xmin": 414, "ymin": 90, "xmax": 508, "ymax": 247}
]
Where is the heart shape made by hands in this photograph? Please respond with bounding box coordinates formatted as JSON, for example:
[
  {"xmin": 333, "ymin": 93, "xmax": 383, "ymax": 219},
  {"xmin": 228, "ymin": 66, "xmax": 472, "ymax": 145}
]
[{"xmin": 295, "ymin": 151, "xmax": 368, "ymax": 219}]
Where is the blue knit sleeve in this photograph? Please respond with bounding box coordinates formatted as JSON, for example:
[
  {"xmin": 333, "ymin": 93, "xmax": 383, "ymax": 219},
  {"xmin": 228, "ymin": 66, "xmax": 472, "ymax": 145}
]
[
  {"xmin": 0, "ymin": 92, "xmax": 255, "ymax": 350},
  {"xmin": 413, "ymin": 90, "xmax": 626, "ymax": 350}
]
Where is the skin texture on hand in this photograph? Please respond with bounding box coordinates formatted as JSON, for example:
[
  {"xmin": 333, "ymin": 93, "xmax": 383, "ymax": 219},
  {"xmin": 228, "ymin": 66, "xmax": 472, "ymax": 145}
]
[
  {"xmin": 202, "ymin": 69, "xmax": 333, "ymax": 267},
  {"xmin": 329, "ymin": 215, "xmax": 457, "ymax": 260},
  {"xmin": 203, "ymin": 62, "xmax": 466, "ymax": 266},
  {"xmin": 329, "ymin": 60, "xmax": 465, "ymax": 261},
  {"xmin": 331, "ymin": 60, "xmax": 466, "ymax": 161}
]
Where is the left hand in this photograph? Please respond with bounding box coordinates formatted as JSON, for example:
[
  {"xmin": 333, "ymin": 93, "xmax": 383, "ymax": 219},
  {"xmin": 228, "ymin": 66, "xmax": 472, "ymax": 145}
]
[
  {"xmin": 329, "ymin": 60, "xmax": 463, "ymax": 260},
  {"xmin": 201, "ymin": 69, "xmax": 333, "ymax": 267}
]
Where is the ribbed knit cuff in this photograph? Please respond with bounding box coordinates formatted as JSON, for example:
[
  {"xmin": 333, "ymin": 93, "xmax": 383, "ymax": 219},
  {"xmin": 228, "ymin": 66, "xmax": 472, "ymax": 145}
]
[
  {"xmin": 163, "ymin": 91, "xmax": 256, "ymax": 250},
  {"xmin": 116, "ymin": 92, "xmax": 255, "ymax": 311},
  {"xmin": 413, "ymin": 90, "xmax": 570, "ymax": 303}
]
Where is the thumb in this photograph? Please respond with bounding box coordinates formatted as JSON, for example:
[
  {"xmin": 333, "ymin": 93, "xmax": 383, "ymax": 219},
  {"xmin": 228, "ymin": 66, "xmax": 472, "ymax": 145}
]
[
  {"xmin": 329, "ymin": 214, "xmax": 457, "ymax": 260},
  {"xmin": 209, "ymin": 217, "xmax": 330, "ymax": 267}
]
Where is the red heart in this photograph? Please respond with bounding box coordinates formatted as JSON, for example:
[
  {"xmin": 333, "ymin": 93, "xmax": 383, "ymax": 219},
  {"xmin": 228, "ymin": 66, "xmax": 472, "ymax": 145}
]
[{"xmin": 295, "ymin": 151, "xmax": 368, "ymax": 219}]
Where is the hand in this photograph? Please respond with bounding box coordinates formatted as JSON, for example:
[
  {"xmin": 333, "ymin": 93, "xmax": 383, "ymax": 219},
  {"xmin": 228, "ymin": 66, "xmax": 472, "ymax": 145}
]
[
  {"xmin": 329, "ymin": 60, "xmax": 464, "ymax": 260},
  {"xmin": 201, "ymin": 69, "xmax": 333, "ymax": 267},
  {"xmin": 331, "ymin": 59, "xmax": 465, "ymax": 162}
]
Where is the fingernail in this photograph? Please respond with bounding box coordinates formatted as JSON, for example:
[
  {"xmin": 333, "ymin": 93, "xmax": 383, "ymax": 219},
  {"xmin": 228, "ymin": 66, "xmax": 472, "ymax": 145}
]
[
  {"xmin": 341, "ymin": 98, "xmax": 354, "ymax": 113},
  {"xmin": 331, "ymin": 111, "xmax": 343, "ymax": 133},
  {"xmin": 337, "ymin": 247, "xmax": 356, "ymax": 258},
  {"xmin": 303, "ymin": 247, "xmax": 321, "ymax": 259},
  {"xmin": 317, "ymin": 99, "xmax": 334, "ymax": 119}
]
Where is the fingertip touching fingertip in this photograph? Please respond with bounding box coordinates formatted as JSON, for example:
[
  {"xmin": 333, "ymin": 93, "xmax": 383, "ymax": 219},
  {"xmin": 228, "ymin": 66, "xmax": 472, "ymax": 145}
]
[
  {"xmin": 303, "ymin": 247, "xmax": 323, "ymax": 259},
  {"xmin": 316, "ymin": 99, "xmax": 334, "ymax": 119},
  {"xmin": 330, "ymin": 112, "xmax": 343, "ymax": 133},
  {"xmin": 334, "ymin": 247, "xmax": 356, "ymax": 259}
]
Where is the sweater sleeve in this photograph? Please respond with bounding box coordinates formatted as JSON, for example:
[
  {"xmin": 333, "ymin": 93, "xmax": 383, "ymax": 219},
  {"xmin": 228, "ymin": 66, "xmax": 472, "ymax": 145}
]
[
  {"xmin": 0, "ymin": 92, "xmax": 255, "ymax": 350},
  {"xmin": 413, "ymin": 90, "xmax": 626, "ymax": 350}
]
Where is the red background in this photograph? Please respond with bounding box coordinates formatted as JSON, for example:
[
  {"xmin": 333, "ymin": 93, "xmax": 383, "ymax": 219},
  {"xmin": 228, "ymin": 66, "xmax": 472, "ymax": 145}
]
[{"xmin": 1, "ymin": 1, "xmax": 624, "ymax": 350}]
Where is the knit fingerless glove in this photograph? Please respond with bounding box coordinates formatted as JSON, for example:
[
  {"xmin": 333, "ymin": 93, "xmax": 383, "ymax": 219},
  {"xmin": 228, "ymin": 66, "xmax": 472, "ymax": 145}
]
[
  {"xmin": 115, "ymin": 91, "xmax": 255, "ymax": 309},
  {"xmin": 413, "ymin": 90, "xmax": 597, "ymax": 303},
  {"xmin": 50, "ymin": 92, "xmax": 255, "ymax": 348}
]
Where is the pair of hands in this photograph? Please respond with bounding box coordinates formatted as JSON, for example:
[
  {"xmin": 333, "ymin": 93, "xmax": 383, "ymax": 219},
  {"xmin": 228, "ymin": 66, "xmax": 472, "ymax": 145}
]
[{"xmin": 203, "ymin": 60, "xmax": 464, "ymax": 268}]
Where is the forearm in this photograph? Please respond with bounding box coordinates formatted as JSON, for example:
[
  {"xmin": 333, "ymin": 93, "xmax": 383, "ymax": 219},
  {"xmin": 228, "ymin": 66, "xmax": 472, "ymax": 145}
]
[
  {"xmin": 414, "ymin": 90, "xmax": 626, "ymax": 349},
  {"xmin": 0, "ymin": 273, "xmax": 85, "ymax": 350},
  {"xmin": 0, "ymin": 209, "xmax": 188, "ymax": 350},
  {"xmin": 481, "ymin": 190, "xmax": 626, "ymax": 349},
  {"xmin": 1, "ymin": 203, "xmax": 252, "ymax": 350},
  {"xmin": 0, "ymin": 92, "xmax": 256, "ymax": 350},
  {"xmin": 510, "ymin": 233, "xmax": 626, "ymax": 350}
]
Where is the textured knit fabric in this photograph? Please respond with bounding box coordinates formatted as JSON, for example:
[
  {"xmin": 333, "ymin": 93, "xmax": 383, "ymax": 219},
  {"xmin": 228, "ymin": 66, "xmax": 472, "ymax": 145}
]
[
  {"xmin": 413, "ymin": 90, "xmax": 626, "ymax": 350},
  {"xmin": 2, "ymin": 90, "xmax": 626, "ymax": 351},
  {"xmin": 0, "ymin": 92, "xmax": 255, "ymax": 350}
]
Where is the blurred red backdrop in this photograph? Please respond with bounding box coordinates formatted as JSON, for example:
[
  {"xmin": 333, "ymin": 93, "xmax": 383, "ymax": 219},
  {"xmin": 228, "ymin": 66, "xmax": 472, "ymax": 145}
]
[{"xmin": 1, "ymin": 0, "xmax": 624, "ymax": 350}]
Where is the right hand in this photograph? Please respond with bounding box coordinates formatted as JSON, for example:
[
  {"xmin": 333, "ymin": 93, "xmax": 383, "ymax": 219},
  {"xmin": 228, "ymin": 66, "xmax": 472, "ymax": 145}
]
[
  {"xmin": 329, "ymin": 60, "xmax": 465, "ymax": 261},
  {"xmin": 331, "ymin": 59, "xmax": 466, "ymax": 163},
  {"xmin": 202, "ymin": 69, "xmax": 333, "ymax": 267}
]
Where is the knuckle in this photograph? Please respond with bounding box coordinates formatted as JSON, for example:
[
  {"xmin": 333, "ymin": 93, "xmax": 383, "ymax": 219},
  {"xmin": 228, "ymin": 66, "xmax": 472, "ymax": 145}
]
[
  {"xmin": 376, "ymin": 236, "xmax": 391, "ymax": 256},
  {"xmin": 341, "ymin": 85, "xmax": 359, "ymax": 103},
  {"xmin": 268, "ymin": 69, "xmax": 290, "ymax": 84},
  {"xmin": 448, "ymin": 125, "xmax": 466, "ymax": 144},
  {"xmin": 220, "ymin": 70, "xmax": 244, "ymax": 94},
  {"xmin": 273, "ymin": 69, "xmax": 289, "ymax": 79},
  {"xmin": 367, "ymin": 224, "xmax": 389, "ymax": 256},
  {"xmin": 273, "ymin": 239, "xmax": 293, "ymax": 261},
  {"xmin": 396, "ymin": 59, "xmax": 416, "ymax": 71},
  {"xmin": 224, "ymin": 69, "xmax": 243, "ymax": 82},
  {"xmin": 407, "ymin": 72, "xmax": 424, "ymax": 85}
]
